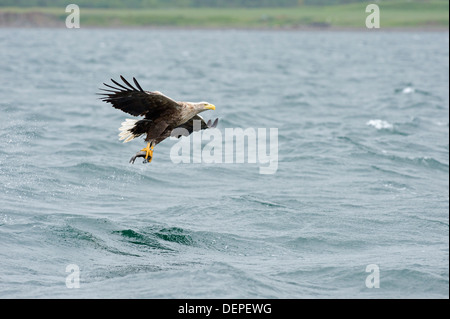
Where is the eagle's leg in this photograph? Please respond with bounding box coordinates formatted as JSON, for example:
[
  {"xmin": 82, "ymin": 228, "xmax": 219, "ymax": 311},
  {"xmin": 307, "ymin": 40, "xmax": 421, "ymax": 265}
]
[{"xmin": 140, "ymin": 142, "xmax": 154, "ymax": 163}]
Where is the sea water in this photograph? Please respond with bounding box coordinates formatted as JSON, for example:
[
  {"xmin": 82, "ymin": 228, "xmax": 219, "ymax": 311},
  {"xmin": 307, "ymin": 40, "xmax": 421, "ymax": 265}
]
[{"xmin": 0, "ymin": 29, "xmax": 448, "ymax": 298}]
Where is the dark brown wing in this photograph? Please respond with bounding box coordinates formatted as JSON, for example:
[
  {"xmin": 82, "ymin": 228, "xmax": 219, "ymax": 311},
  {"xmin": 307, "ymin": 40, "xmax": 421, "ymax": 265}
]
[
  {"xmin": 98, "ymin": 75, "xmax": 180, "ymax": 118},
  {"xmin": 173, "ymin": 115, "xmax": 219, "ymax": 138}
]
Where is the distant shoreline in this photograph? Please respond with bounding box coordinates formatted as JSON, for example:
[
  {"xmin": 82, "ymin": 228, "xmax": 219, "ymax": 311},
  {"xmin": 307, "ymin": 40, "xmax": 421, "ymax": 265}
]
[
  {"xmin": 0, "ymin": 22, "xmax": 447, "ymax": 33},
  {"xmin": 1, "ymin": 25, "xmax": 448, "ymax": 33},
  {"xmin": 0, "ymin": 5, "xmax": 448, "ymax": 30}
]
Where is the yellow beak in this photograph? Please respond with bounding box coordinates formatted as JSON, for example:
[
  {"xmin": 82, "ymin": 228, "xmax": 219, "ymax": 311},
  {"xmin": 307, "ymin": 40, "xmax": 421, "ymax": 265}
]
[{"xmin": 205, "ymin": 104, "xmax": 216, "ymax": 110}]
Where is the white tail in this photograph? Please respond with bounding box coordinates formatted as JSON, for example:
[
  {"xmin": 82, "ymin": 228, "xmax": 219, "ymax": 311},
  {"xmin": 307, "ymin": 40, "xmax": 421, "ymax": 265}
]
[{"xmin": 118, "ymin": 118, "xmax": 138, "ymax": 143}]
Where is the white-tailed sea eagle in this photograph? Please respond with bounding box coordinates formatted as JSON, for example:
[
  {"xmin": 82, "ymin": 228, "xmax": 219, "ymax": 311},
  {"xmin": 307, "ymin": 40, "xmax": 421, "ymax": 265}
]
[{"xmin": 99, "ymin": 76, "xmax": 218, "ymax": 163}]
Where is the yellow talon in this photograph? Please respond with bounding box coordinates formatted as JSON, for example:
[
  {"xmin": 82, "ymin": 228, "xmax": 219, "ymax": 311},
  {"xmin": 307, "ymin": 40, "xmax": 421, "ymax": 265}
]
[{"xmin": 140, "ymin": 142, "xmax": 154, "ymax": 163}]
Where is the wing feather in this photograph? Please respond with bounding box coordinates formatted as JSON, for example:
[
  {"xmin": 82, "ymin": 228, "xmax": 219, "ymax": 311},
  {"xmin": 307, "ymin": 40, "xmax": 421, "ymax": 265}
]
[
  {"xmin": 110, "ymin": 79, "xmax": 129, "ymax": 91},
  {"xmin": 120, "ymin": 75, "xmax": 138, "ymax": 91},
  {"xmin": 173, "ymin": 115, "xmax": 219, "ymax": 138},
  {"xmin": 133, "ymin": 77, "xmax": 144, "ymax": 92},
  {"xmin": 98, "ymin": 75, "xmax": 180, "ymax": 117}
]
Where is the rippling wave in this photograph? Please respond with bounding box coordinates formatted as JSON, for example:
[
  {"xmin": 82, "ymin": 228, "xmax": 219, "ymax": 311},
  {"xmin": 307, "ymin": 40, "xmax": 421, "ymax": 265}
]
[{"xmin": 0, "ymin": 29, "xmax": 448, "ymax": 298}]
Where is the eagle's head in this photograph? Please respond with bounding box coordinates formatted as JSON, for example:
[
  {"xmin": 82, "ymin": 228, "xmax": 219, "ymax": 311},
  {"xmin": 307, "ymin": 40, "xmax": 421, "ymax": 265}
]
[{"xmin": 195, "ymin": 102, "xmax": 216, "ymax": 113}]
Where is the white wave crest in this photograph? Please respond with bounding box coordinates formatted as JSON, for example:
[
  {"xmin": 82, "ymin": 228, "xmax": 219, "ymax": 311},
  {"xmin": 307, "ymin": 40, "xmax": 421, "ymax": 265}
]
[
  {"xmin": 366, "ymin": 119, "xmax": 393, "ymax": 130},
  {"xmin": 402, "ymin": 87, "xmax": 415, "ymax": 94}
]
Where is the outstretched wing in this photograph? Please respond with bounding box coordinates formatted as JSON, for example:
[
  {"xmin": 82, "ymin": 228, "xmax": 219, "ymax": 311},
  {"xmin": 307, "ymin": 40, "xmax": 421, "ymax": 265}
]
[
  {"xmin": 98, "ymin": 75, "xmax": 180, "ymax": 118},
  {"xmin": 173, "ymin": 115, "xmax": 219, "ymax": 138}
]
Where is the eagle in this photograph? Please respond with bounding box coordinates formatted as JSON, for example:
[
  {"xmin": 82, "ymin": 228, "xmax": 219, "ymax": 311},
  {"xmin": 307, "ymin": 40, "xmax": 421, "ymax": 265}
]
[{"xmin": 99, "ymin": 76, "xmax": 218, "ymax": 163}]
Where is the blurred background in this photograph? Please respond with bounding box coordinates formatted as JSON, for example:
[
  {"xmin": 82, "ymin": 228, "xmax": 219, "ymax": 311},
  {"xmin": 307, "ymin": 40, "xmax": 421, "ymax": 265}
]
[{"xmin": 0, "ymin": 0, "xmax": 448, "ymax": 29}]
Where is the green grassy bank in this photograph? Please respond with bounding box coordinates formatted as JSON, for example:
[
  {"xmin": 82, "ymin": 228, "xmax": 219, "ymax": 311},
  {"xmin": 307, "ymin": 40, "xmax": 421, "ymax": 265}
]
[{"xmin": 0, "ymin": 1, "xmax": 448, "ymax": 28}]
